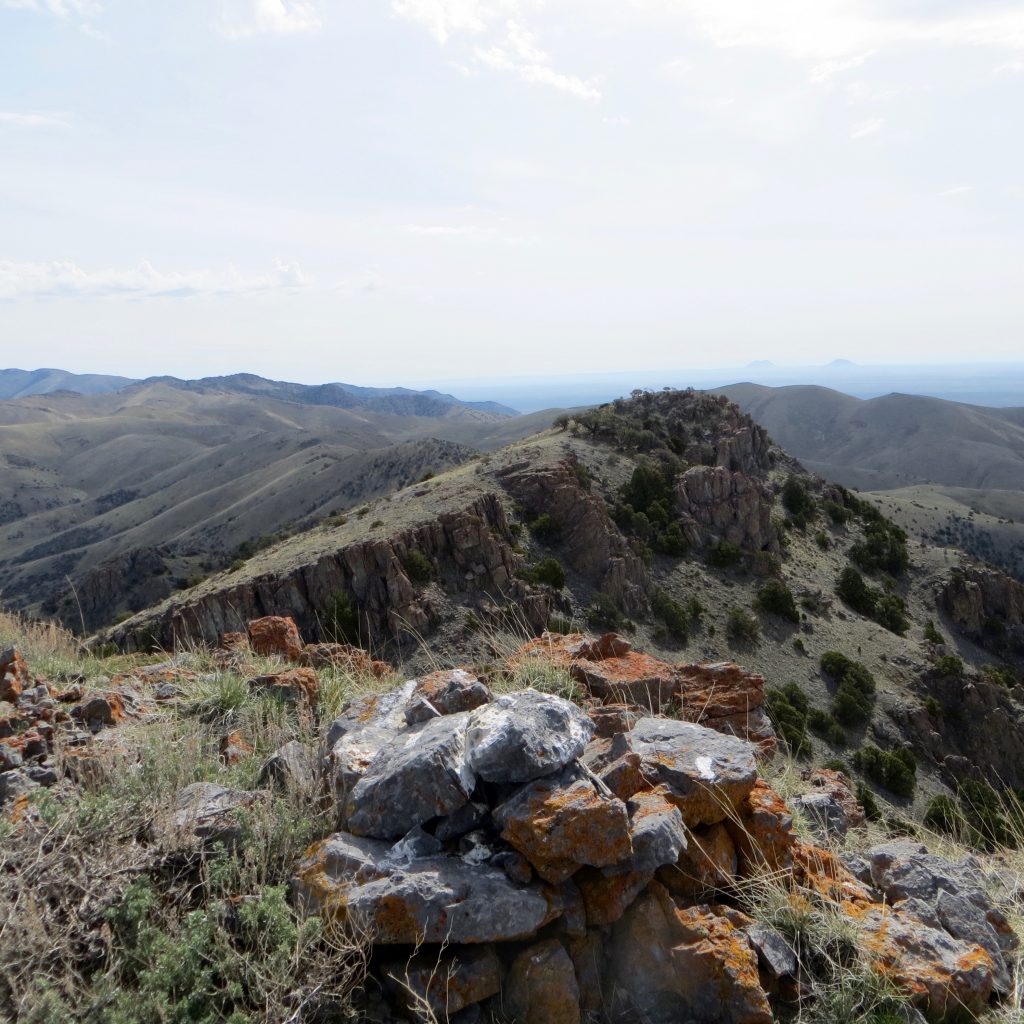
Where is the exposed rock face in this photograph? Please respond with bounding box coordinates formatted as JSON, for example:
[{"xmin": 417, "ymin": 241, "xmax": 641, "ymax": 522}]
[
  {"xmin": 381, "ymin": 945, "xmax": 501, "ymax": 1018},
  {"xmin": 497, "ymin": 459, "xmax": 647, "ymax": 612},
  {"xmin": 49, "ymin": 546, "xmax": 176, "ymax": 633},
  {"xmin": 502, "ymin": 939, "xmax": 581, "ymax": 1024},
  {"xmin": 110, "ymin": 494, "xmax": 527, "ymax": 651},
  {"xmin": 940, "ymin": 564, "xmax": 1024, "ymax": 652},
  {"xmin": 674, "ymin": 429, "xmax": 779, "ymax": 555},
  {"xmin": 0, "ymin": 649, "xmax": 30, "ymax": 703}
]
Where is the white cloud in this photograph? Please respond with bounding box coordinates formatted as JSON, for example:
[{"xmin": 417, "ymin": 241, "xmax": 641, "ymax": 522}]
[
  {"xmin": 405, "ymin": 223, "xmax": 490, "ymax": 236},
  {"xmin": 809, "ymin": 50, "xmax": 875, "ymax": 84},
  {"xmin": 0, "ymin": 258, "xmax": 308, "ymax": 301},
  {"xmin": 0, "ymin": 110, "xmax": 70, "ymax": 128},
  {"xmin": 391, "ymin": 0, "xmax": 495, "ymax": 44},
  {"xmin": 994, "ymin": 60, "xmax": 1024, "ymax": 75},
  {"xmin": 219, "ymin": 0, "xmax": 321, "ymax": 38},
  {"xmin": 3, "ymin": 0, "xmax": 100, "ymax": 18},
  {"xmin": 938, "ymin": 184, "xmax": 974, "ymax": 198},
  {"xmin": 850, "ymin": 116, "xmax": 883, "ymax": 139}
]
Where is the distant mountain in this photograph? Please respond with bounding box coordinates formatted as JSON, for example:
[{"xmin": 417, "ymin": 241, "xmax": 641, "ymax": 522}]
[
  {"xmin": 0, "ymin": 367, "xmax": 137, "ymax": 399},
  {"xmin": 718, "ymin": 382, "xmax": 1024, "ymax": 579},
  {"xmin": 0, "ymin": 379, "xmax": 544, "ymax": 629},
  {"xmin": 826, "ymin": 358, "xmax": 856, "ymax": 367},
  {"xmin": 1, "ymin": 368, "xmax": 519, "ymax": 417}
]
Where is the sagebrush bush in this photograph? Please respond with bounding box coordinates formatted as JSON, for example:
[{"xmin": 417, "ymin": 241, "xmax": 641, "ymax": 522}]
[
  {"xmin": 755, "ymin": 579, "xmax": 799, "ymax": 624},
  {"xmin": 852, "ymin": 745, "xmax": 916, "ymax": 799}
]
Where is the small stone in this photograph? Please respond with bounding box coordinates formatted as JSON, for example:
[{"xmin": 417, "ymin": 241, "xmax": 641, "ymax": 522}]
[
  {"xmin": 465, "ymin": 689, "xmax": 593, "ymax": 783},
  {"xmin": 792, "ymin": 791, "xmax": 849, "ymax": 842},
  {"xmin": 405, "ymin": 669, "xmax": 491, "ymax": 725},
  {"xmin": 257, "ymin": 740, "xmax": 317, "ymax": 790},
  {"xmin": 219, "ymin": 729, "xmax": 253, "ymax": 765},
  {"xmin": 170, "ymin": 782, "xmax": 263, "ymax": 848}
]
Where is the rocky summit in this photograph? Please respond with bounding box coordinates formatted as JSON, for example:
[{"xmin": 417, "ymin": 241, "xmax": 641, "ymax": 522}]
[{"xmin": 4, "ymin": 387, "xmax": 1024, "ymax": 1024}]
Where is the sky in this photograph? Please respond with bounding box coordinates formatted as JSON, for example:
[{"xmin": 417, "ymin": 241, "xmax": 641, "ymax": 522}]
[{"xmin": 1, "ymin": 0, "xmax": 1023, "ymax": 387}]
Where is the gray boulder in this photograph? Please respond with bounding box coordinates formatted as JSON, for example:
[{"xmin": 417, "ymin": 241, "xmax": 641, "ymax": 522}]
[
  {"xmin": 257, "ymin": 739, "xmax": 317, "ymax": 790},
  {"xmin": 792, "ymin": 791, "xmax": 849, "ymax": 842},
  {"xmin": 170, "ymin": 782, "xmax": 263, "ymax": 847},
  {"xmin": 293, "ymin": 830, "xmax": 563, "ymax": 944},
  {"xmin": 622, "ymin": 788, "xmax": 688, "ymax": 874},
  {"xmin": 622, "ymin": 718, "xmax": 758, "ymax": 826},
  {"xmin": 465, "ymin": 690, "xmax": 593, "ymax": 783},
  {"xmin": 345, "ymin": 712, "xmax": 475, "ymax": 838}
]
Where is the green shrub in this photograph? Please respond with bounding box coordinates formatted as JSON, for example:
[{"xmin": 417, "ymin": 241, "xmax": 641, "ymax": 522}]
[
  {"xmin": 781, "ymin": 475, "xmax": 816, "ymax": 528},
  {"xmin": 820, "ymin": 651, "xmax": 876, "ymax": 728},
  {"xmin": 571, "ymin": 462, "xmax": 593, "ymax": 491},
  {"xmin": 849, "ymin": 517, "xmax": 909, "ymax": 576},
  {"xmin": 710, "ymin": 541, "xmax": 743, "ymax": 568},
  {"xmin": 856, "ymin": 782, "xmax": 881, "ymax": 821},
  {"xmin": 524, "ymin": 557, "xmax": 566, "ymax": 589},
  {"xmin": 873, "ymin": 593, "xmax": 909, "ymax": 635},
  {"xmin": 727, "ymin": 607, "xmax": 760, "ymax": 644},
  {"xmin": 402, "ymin": 548, "xmax": 433, "ymax": 583},
  {"xmin": 983, "ymin": 664, "xmax": 1019, "ymax": 688},
  {"xmin": 588, "ymin": 593, "xmax": 623, "ymax": 631},
  {"xmin": 821, "ymin": 757, "xmax": 850, "ymax": 773},
  {"xmin": 755, "ymin": 579, "xmax": 799, "ymax": 624},
  {"xmin": 765, "ymin": 683, "xmax": 810, "ymax": 756},
  {"xmin": 651, "ymin": 589, "xmax": 690, "ymax": 643},
  {"xmin": 852, "ymin": 745, "xmax": 916, "ymax": 799},
  {"xmin": 836, "ymin": 564, "xmax": 908, "ymax": 634},
  {"xmin": 323, "ymin": 590, "xmax": 359, "ymax": 644},
  {"xmin": 808, "ymin": 708, "xmax": 846, "ymax": 746},
  {"xmin": 529, "ymin": 513, "xmax": 562, "ymax": 542},
  {"xmin": 923, "ymin": 794, "xmax": 963, "ymax": 835},
  {"xmin": 825, "ymin": 501, "xmax": 851, "ymax": 525},
  {"xmin": 815, "ymin": 531, "xmax": 831, "ymax": 551},
  {"xmin": 923, "ymin": 620, "xmax": 944, "ymax": 645},
  {"xmin": 932, "ymin": 654, "xmax": 964, "ymax": 677}
]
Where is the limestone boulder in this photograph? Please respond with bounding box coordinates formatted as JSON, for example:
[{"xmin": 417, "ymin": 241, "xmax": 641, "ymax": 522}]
[
  {"xmin": 258, "ymin": 740, "xmax": 317, "ymax": 790},
  {"xmin": 501, "ymin": 939, "xmax": 581, "ymax": 1024},
  {"xmin": 623, "ymin": 718, "xmax": 758, "ymax": 826},
  {"xmin": 293, "ymin": 831, "xmax": 563, "ymax": 944},
  {"xmin": 465, "ymin": 690, "xmax": 593, "ymax": 783},
  {"xmin": 346, "ymin": 712, "xmax": 475, "ymax": 839},
  {"xmin": 169, "ymin": 782, "xmax": 263, "ymax": 847},
  {"xmin": 404, "ymin": 668, "xmax": 491, "ymax": 725},
  {"xmin": 493, "ymin": 764, "xmax": 632, "ymax": 883}
]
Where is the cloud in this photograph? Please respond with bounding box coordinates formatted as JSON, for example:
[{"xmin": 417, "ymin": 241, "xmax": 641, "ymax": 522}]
[
  {"xmin": 391, "ymin": 0, "xmax": 495, "ymax": 44},
  {"xmin": 0, "ymin": 110, "xmax": 71, "ymax": 128},
  {"xmin": 219, "ymin": 0, "xmax": 321, "ymax": 38},
  {"xmin": 994, "ymin": 60, "xmax": 1024, "ymax": 75},
  {"xmin": 3, "ymin": 0, "xmax": 100, "ymax": 18},
  {"xmin": 0, "ymin": 258, "xmax": 308, "ymax": 301},
  {"xmin": 809, "ymin": 50, "xmax": 875, "ymax": 84},
  {"xmin": 394, "ymin": 5, "xmax": 599, "ymax": 100},
  {"xmin": 937, "ymin": 184, "xmax": 974, "ymax": 197},
  {"xmin": 850, "ymin": 116, "xmax": 883, "ymax": 139}
]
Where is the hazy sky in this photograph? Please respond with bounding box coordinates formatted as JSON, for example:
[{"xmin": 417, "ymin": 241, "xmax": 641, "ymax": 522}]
[{"xmin": 2, "ymin": 0, "xmax": 1023, "ymax": 386}]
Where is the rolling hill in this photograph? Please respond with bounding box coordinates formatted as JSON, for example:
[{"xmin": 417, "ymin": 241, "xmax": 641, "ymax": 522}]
[{"xmin": 718, "ymin": 383, "xmax": 1024, "ymax": 580}]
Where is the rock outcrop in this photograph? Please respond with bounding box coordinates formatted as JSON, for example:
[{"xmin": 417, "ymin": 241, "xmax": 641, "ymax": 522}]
[
  {"xmin": 294, "ymin": 667, "xmax": 1008, "ymax": 1023},
  {"xmin": 940, "ymin": 563, "xmax": 1024, "ymax": 654}
]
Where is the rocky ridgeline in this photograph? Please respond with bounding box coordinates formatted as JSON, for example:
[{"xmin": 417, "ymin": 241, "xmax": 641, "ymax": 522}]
[
  {"xmin": 941, "ymin": 564, "xmax": 1024, "ymax": 652},
  {"xmin": 4, "ymin": 619, "xmax": 1019, "ymax": 1022}
]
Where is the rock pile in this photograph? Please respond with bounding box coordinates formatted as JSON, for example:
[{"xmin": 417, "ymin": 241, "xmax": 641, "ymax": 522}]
[{"xmin": 293, "ymin": 640, "xmax": 1010, "ymax": 1023}]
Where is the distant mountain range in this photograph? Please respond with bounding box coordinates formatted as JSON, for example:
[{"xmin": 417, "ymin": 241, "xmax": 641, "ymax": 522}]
[{"xmin": 0, "ymin": 368, "xmax": 519, "ymax": 418}]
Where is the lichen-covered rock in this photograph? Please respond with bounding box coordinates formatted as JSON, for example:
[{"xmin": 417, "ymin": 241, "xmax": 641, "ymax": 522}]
[
  {"xmin": 346, "ymin": 712, "xmax": 475, "ymax": 839},
  {"xmin": 465, "ymin": 690, "xmax": 593, "ymax": 783},
  {"xmin": 247, "ymin": 615, "xmax": 304, "ymax": 661},
  {"xmin": 381, "ymin": 945, "xmax": 500, "ymax": 1017},
  {"xmin": 623, "ymin": 718, "xmax": 758, "ymax": 826},
  {"xmin": 404, "ymin": 668, "xmax": 491, "ymax": 725},
  {"xmin": 0, "ymin": 648, "xmax": 30, "ymax": 703},
  {"xmin": 501, "ymin": 938, "xmax": 581, "ymax": 1024},
  {"xmin": 293, "ymin": 832, "xmax": 563, "ymax": 943},
  {"xmin": 659, "ymin": 820, "xmax": 738, "ymax": 900},
  {"xmin": 493, "ymin": 764, "xmax": 632, "ymax": 883},
  {"xmin": 219, "ymin": 729, "xmax": 253, "ymax": 765},
  {"xmin": 608, "ymin": 883, "xmax": 772, "ymax": 1024},
  {"xmin": 575, "ymin": 866, "xmax": 652, "ymax": 927},
  {"xmin": 248, "ymin": 667, "xmax": 319, "ymax": 708},
  {"xmin": 728, "ymin": 780, "xmax": 796, "ymax": 874},
  {"xmin": 623, "ymin": 786, "xmax": 687, "ymax": 874}
]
